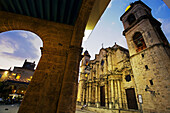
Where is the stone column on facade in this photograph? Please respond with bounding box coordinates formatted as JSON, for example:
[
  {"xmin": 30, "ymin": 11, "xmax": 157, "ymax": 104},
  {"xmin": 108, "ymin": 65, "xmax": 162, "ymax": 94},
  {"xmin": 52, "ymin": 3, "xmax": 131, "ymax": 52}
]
[
  {"xmin": 95, "ymin": 84, "xmax": 98, "ymax": 107},
  {"xmin": 117, "ymin": 80, "xmax": 122, "ymax": 109},
  {"xmin": 88, "ymin": 83, "xmax": 92, "ymax": 106},
  {"xmin": 105, "ymin": 81, "xmax": 108, "ymax": 108},
  {"xmin": 108, "ymin": 80, "xmax": 111, "ymax": 109},
  {"xmin": 96, "ymin": 63, "xmax": 99, "ymax": 78},
  {"xmin": 110, "ymin": 79, "xmax": 114, "ymax": 108},
  {"xmin": 108, "ymin": 52, "xmax": 113, "ymax": 71},
  {"xmin": 103, "ymin": 57, "xmax": 107, "ymax": 75},
  {"xmin": 77, "ymin": 79, "xmax": 84, "ymax": 104},
  {"xmin": 97, "ymin": 85, "xmax": 100, "ymax": 108},
  {"xmin": 81, "ymin": 88, "xmax": 85, "ymax": 105},
  {"xmin": 114, "ymin": 80, "xmax": 119, "ymax": 109},
  {"xmin": 86, "ymin": 85, "xmax": 89, "ymax": 105}
]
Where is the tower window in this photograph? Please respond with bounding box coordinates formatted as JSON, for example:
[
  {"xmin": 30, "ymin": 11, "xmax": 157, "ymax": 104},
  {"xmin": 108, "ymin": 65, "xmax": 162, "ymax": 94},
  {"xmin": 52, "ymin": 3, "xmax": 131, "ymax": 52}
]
[
  {"xmin": 133, "ymin": 32, "xmax": 146, "ymax": 52},
  {"xmin": 127, "ymin": 14, "xmax": 136, "ymax": 25},
  {"xmin": 149, "ymin": 80, "xmax": 153, "ymax": 85},
  {"xmin": 145, "ymin": 65, "xmax": 149, "ymax": 70}
]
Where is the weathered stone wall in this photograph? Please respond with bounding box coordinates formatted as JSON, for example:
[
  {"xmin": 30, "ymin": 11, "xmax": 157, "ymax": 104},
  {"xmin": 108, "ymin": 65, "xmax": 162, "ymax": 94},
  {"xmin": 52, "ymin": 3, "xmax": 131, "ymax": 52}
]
[{"xmin": 121, "ymin": 1, "xmax": 170, "ymax": 113}]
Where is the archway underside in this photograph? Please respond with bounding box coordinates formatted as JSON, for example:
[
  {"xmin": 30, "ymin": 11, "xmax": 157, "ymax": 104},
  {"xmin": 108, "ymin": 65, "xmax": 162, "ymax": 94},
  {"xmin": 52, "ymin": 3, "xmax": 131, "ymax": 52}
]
[{"xmin": 0, "ymin": 0, "xmax": 96, "ymax": 112}]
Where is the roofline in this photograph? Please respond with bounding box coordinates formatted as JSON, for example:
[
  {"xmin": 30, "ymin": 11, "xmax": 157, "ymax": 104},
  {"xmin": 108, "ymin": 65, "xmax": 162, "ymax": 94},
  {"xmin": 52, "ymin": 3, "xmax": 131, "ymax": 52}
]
[{"xmin": 120, "ymin": 0, "xmax": 151, "ymax": 21}]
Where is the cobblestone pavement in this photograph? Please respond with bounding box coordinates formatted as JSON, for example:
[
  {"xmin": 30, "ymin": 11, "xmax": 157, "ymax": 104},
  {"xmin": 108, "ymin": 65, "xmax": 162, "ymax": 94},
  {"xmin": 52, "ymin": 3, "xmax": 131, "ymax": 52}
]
[{"xmin": 0, "ymin": 104, "xmax": 96, "ymax": 113}]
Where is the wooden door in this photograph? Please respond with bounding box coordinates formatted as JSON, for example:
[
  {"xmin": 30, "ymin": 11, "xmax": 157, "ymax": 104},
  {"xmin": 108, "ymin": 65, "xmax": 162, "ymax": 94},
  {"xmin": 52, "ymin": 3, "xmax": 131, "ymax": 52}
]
[
  {"xmin": 125, "ymin": 88, "xmax": 138, "ymax": 110},
  {"xmin": 100, "ymin": 86, "xmax": 105, "ymax": 106}
]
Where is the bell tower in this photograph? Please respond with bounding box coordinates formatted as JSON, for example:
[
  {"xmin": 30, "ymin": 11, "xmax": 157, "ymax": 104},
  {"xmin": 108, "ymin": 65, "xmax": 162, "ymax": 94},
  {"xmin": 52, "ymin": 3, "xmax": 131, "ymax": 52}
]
[
  {"xmin": 120, "ymin": 1, "xmax": 170, "ymax": 112},
  {"xmin": 77, "ymin": 50, "xmax": 91, "ymax": 105}
]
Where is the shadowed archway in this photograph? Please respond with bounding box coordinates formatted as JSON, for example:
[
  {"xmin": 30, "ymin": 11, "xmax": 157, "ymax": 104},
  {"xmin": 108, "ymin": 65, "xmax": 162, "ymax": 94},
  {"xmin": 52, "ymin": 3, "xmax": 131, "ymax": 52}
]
[{"xmin": 0, "ymin": 0, "xmax": 110, "ymax": 112}]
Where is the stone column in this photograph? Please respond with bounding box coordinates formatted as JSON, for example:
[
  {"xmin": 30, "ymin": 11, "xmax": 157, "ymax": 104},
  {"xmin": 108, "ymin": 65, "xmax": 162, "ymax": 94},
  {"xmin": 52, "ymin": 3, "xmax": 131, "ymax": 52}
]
[
  {"xmin": 88, "ymin": 83, "xmax": 92, "ymax": 106},
  {"xmin": 103, "ymin": 57, "xmax": 107, "ymax": 74},
  {"xmin": 114, "ymin": 80, "xmax": 118, "ymax": 109},
  {"xmin": 56, "ymin": 46, "xmax": 83, "ymax": 113},
  {"xmin": 96, "ymin": 63, "xmax": 99, "ymax": 78},
  {"xmin": 117, "ymin": 80, "xmax": 122, "ymax": 109},
  {"xmin": 110, "ymin": 80, "xmax": 114, "ymax": 108},
  {"xmin": 95, "ymin": 84, "xmax": 98, "ymax": 106},
  {"xmin": 82, "ymin": 89, "xmax": 85, "ymax": 105},
  {"xmin": 105, "ymin": 81, "xmax": 108, "ymax": 108},
  {"xmin": 108, "ymin": 80, "xmax": 112, "ymax": 109},
  {"xmin": 97, "ymin": 85, "xmax": 100, "ymax": 108},
  {"xmin": 77, "ymin": 79, "xmax": 84, "ymax": 104},
  {"xmin": 107, "ymin": 52, "xmax": 113, "ymax": 71},
  {"xmin": 86, "ymin": 85, "xmax": 89, "ymax": 105},
  {"xmin": 19, "ymin": 38, "xmax": 76, "ymax": 113}
]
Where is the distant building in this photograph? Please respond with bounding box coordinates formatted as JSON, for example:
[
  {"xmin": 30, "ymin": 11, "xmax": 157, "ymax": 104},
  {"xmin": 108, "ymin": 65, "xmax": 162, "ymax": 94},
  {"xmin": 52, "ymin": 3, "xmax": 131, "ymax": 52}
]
[
  {"xmin": 0, "ymin": 60, "xmax": 36, "ymax": 101},
  {"xmin": 0, "ymin": 68, "xmax": 12, "ymax": 82},
  {"xmin": 12, "ymin": 59, "xmax": 35, "ymax": 81}
]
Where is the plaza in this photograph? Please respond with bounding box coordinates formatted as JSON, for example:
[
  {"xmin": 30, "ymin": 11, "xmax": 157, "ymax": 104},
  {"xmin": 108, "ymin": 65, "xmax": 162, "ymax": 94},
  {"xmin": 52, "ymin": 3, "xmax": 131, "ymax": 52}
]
[{"xmin": 0, "ymin": 104, "xmax": 96, "ymax": 113}]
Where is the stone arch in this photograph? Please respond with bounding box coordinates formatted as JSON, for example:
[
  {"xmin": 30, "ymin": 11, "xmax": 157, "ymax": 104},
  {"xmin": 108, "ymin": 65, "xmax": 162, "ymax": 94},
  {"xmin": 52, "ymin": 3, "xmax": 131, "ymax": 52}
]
[
  {"xmin": 133, "ymin": 32, "xmax": 146, "ymax": 52},
  {"xmin": 0, "ymin": 11, "xmax": 74, "ymax": 44}
]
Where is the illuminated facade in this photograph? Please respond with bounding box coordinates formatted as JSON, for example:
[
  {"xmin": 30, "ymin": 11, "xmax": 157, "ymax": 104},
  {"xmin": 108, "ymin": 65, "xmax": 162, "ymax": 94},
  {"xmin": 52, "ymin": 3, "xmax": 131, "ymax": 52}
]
[
  {"xmin": 12, "ymin": 59, "xmax": 35, "ymax": 82},
  {"xmin": 77, "ymin": 44, "xmax": 138, "ymax": 110},
  {"xmin": 0, "ymin": 69, "xmax": 12, "ymax": 82},
  {"xmin": 78, "ymin": 1, "xmax": 170, "ymax": 113},
  {"xmin": 0, "ymin": 60, "xmax": 35, "ymax": 101}
]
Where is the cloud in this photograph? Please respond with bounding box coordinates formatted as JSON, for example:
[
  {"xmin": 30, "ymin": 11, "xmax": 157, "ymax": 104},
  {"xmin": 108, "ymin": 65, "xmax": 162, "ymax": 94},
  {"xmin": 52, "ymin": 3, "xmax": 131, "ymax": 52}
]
[
  {"xmin": 158, "ymin": 18, "xmax": 170, "ymax": 33},
  {"xmin": 0, "ymin": 37, "xmax": 16, "ymax": 54},
  {"xmin": 112, "ymin": 22, "xmax": 115, "ymax": 25},
  {"xmin": 157, "ymin": 3, "xmax": 166, "ymax": 13},
  {"xmin": 18, "ymin": 32, "xmax": 28, "ymax": 38},
  {"xmin": 0, "ymin": 30, "xmax": 43, "ymax": 69},
  {"xmin": 157, "ymin": 18, "xmax": 170, "ymax": 41},
  {"xmin": 0, "ymin": 53, "xmax": 24, "ymax": 69}
]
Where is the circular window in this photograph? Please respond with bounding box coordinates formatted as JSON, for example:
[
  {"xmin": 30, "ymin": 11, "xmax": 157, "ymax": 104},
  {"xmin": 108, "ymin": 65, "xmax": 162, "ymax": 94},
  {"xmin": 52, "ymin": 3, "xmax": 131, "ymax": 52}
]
[{"xmin": 125, "ymin": 75, "xmax": 131, "ymax": 82}]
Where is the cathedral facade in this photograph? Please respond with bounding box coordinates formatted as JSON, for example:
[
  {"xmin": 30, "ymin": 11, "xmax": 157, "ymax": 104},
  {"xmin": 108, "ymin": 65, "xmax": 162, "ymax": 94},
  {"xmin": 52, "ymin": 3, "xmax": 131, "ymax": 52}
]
[
  {"xmin": 77, "ymin": 1, "xmax": 170, "ymax": 113},
  {"xmin": 77, "ymin": 44, "xmax": 138, "ymax": 110}
]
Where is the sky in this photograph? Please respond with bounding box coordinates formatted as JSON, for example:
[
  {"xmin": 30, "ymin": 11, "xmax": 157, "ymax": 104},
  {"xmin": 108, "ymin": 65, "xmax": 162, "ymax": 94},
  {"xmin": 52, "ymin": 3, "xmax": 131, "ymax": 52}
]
[{"xmin": 0, "ymin": 0, "xmax": 169, "ymax": 70}]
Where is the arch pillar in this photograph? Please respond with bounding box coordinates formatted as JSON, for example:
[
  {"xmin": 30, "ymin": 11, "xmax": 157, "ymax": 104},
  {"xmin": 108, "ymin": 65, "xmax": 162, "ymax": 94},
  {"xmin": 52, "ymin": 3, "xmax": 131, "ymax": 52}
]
[{"xmin": 0, "ymin": 0, "xmax": 98, "ymax": 112}]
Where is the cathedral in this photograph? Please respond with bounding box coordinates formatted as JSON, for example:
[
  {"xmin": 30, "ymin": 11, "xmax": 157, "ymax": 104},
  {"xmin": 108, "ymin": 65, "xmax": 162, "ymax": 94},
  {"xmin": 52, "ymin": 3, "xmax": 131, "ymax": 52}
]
[{"xmin": 77, "ymin": 1, "xmax": 170, "ymax": 113}]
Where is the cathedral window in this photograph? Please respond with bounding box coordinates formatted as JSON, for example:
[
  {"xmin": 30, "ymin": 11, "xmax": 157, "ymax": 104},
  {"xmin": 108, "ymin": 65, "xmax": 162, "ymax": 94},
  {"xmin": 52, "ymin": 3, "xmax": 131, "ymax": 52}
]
[
  {"xmin": 125, "ymin": 75, "xmax": 131, "ymax": 82},
  {"xmin": 101, "ymin": 60, "xmax": 104, "ymax": 66},
  {"xmin": 133, "ymin": 32, "xmax": 146, "ymax": 52},
  {"xmin": 141, "ymin": 54, "xmax": 144, "ymax": 58},
  {"xmin": 127, "ymin": 14, "xmax": 136, "ymax": 25}
]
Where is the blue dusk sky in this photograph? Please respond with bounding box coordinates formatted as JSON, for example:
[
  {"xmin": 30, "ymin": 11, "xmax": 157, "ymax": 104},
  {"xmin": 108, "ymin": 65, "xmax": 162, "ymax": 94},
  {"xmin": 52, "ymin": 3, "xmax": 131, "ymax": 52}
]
[{"xmin": 0, "ymin": 0, "xmax": 169, "ymax": 69}]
